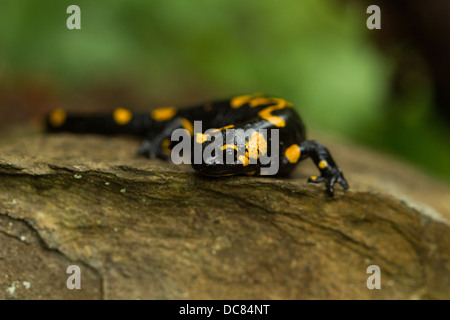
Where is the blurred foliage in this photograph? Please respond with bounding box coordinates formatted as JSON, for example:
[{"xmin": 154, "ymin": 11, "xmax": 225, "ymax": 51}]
[{"xmin": 0, "ymin": 0, "xmax": 448, "ymax": 181}]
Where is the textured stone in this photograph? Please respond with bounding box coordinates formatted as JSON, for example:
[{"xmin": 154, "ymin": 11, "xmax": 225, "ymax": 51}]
[{"xmin": 0, "ymin": 132, "xmax": 449, "ymax": 299}]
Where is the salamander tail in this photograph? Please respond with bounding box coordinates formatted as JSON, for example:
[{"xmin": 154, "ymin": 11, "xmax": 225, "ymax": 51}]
[{"xmin": 46, "ymin": 108, "xmax": 151, "ymax": 135}]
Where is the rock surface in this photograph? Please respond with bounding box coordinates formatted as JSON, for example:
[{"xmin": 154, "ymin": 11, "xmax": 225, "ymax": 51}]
[{"xmin": 0, "ymin": 131, "xmax": 449, "ymax": 299}]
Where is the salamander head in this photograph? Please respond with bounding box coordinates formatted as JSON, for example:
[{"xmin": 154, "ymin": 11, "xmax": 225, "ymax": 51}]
[{"xmin": 191, "ymin": 134, "xmax": 253, "ymax": 176}]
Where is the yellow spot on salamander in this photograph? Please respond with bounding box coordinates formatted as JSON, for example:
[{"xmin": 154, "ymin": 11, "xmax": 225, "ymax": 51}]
[
  {"xmin": 220, "ymin": 144, "xmax": 238, "ymax": 151},
  {"xmin": 113, "ymin": 108, "xmax": 132, "ymax": 125},
  {"xmin": 180, "ymin": 118, "xmax": 194, "ymax": 136},
  {"xmin": 196, "ymin": 133, "xmax": 210, "ymax": 144},
  {"xmin": 246, "ymin": 132, "xmax": 267, "ymax": 159},
  {"xmin": 161, "ymin": 138, "xmax": 171, "ymax": 155},
  {"xmin": 257, "ymin": 99, "xmax": 291, "ymax": 127},
  {"xmin": 151, "ymin": 106, "xmax": 177, "ymax": 122},
  {"xmin": 219, "ymin": 124, "xmax": 235, "ymax": 131},
  {"xmin": 258, "ymin": 106, "xmax": 285, "ymax": 127},
  {"xmin": 238, "ymin": 155, "xmax": 249, "ymax": 166},
  {"xmin": 318, "ymin": 160, "xmax": 328, "ymax": 169},
  {"xmin": 49, "ymin": 109, "xmax": 67, "ymax": 127},
  {"xmin": 281, "ymin": 99, "xmax": 293, "ymax": 107},
  {"xmin": 285, "ymin": 144, "xmax": 301, "ymax": 163},
  {"xmin": 231, "ymin": 94, "xmax": 261, "ymax": 108},
  {"xmin": 249, "ymin": 97, "xmax": 274, "ymax": 107},
  {"xmin": 210, "ymin": 124, "xmax": 235, "ymax": 133},
  {"xmin": 310, "ymin": 176, "xmax": 317, "ymax": 180}
]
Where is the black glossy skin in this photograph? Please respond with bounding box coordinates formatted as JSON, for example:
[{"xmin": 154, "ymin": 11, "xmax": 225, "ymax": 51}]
[{"xmin": 46, "ymin": 94, "xmax": 349, "ymax": 196}]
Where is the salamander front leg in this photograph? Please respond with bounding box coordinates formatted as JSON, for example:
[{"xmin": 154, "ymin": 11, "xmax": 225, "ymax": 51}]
[{"xmin": 299, "ymin": 140, "xmax": 349, "ymax": 196}]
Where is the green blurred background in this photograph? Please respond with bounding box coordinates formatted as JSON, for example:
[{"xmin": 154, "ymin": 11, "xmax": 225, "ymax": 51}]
[{"xmin": 0, "ymin": 0, "xmax": 449, "ymax": 181}]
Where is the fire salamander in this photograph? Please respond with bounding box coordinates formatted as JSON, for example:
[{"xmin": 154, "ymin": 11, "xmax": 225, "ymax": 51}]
[{"xmin": 46, "ymin": 93, "xmax": 349, "ymax": 196}]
